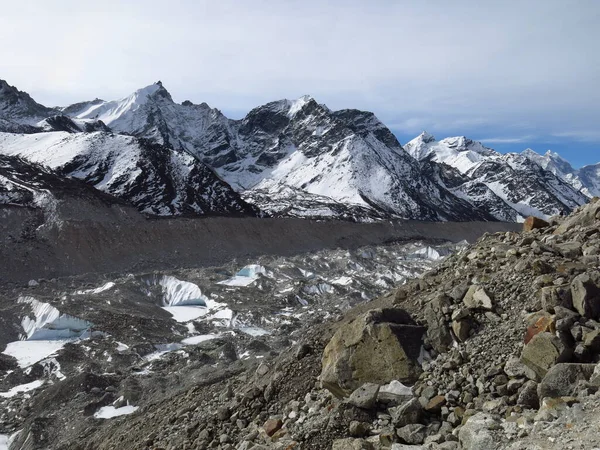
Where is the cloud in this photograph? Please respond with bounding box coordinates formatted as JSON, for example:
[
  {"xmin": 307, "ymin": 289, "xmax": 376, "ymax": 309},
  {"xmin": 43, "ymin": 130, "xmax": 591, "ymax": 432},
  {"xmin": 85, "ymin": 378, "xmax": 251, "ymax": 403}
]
[
  {"xmin": 551, "ymin": 131, "xmax": 600, "ymax": 143},
  {"xmin": 0, "ymin": 0, "xmax": 599, "ymax": 150},
  {"xmin": 478, "ymin": 136, "xmax": 535, "ymax": 144}
]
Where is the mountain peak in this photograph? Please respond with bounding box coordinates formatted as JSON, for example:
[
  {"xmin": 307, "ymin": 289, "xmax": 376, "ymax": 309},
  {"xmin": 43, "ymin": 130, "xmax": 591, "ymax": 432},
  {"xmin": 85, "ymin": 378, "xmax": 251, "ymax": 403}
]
[{"xmin": 418, "ymin": 131, "xmax": 436, "ymax": 143}]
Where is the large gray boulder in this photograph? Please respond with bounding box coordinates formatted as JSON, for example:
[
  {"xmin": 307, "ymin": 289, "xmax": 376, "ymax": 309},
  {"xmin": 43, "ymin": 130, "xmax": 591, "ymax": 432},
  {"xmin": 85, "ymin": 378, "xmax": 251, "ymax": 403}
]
[
  {"xmin": 320, "ymin": 308, "xmax": 425, "ymax": 398},
  {"xmin": 458, "ymin": 413, "xmax": 498, "ymax": 450},
  {"xmin": 538, "ymin": 363, "xmax": 596, "ymax": 401},
  {"xmin": 571, "ymin": 271, "xmax": 600, "ymax": 319},
  {"xmin": 424, "ymin": 294, "xmax": 453, "ymax": 353}
]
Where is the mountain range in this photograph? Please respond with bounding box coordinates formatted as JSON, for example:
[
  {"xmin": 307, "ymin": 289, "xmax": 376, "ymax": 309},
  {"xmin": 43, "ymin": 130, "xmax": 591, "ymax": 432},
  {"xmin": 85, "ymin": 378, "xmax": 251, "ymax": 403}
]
[{"xmin": 0, "ymin": 79, "xmax": 597, "ymax": 222}]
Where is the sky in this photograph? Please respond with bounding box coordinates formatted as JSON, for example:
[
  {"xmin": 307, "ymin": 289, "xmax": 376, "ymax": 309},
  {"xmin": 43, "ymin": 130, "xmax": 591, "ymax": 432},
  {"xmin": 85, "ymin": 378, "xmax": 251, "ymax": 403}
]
[{"xmin": 1, "ymin": 0, "xmax": 599, "ymax": 167}]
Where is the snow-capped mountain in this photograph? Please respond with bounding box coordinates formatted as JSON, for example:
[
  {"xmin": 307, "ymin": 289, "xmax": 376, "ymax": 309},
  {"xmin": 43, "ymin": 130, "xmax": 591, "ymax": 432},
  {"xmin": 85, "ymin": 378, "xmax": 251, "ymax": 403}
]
[
  {"xmin": 405, "ymin": 132, "xmax": 589, "ymax": 219},
  {"xmin": 0, "ymin": 79, "xmax": 596, "ymax": 221},
  {"xmin": 0, "ymin": 131, "xmax": 256, "ymax": 216},
  {"xmin": 522, "ymin": 149, "xmax": 600, "ymax": 198},
  {"xmin": 63, "ymin": 86, "xmax": 498, "ymax": 221}
]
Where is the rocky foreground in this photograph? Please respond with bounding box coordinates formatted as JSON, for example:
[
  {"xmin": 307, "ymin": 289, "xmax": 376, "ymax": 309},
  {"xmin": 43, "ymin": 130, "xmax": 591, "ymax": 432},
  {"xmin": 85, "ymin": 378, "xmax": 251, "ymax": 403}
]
[
  {"xmin": 4, "ymin": 199, "xmax": 600, "ymax": 450},
  {"xmin": 49, "ymin": 198, "xmax": 597, "ymax": 450}
]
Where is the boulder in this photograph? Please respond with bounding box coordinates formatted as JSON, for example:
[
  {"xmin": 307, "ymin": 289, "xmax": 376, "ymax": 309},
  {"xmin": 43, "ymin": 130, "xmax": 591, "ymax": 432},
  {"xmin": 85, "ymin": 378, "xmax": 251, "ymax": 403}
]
[
  {"xmin": 463, "ymin": 285, "xmax": 494, "ymax": 310},
  {"xmin": 583, "ymin": 329, "xmax": 600, "ymax": 352},
  {"xmin": 539, "ymin": 285, "xmax": 572, "ymax": 312},
  {"xmin": 396, "ymin": 424, "xmax": 426, "ymax": 445},
  {"xmin": 556, "ymin": 242, "xmax": 583, "ymax": 258},
  {"xmin": 263, "ymin": 418, "xmax": 283, "ymax": 437},
  {"xmin": 554, "ymin": 198, "xmax": 600, "ymax": 234},
  {"xmin": 520, "ymin": 332, "xmax": 572, "ymax": 380},
  {"xmin": 347, "ymin": 383, "xmax": 380, "ymax": 409},
  {"xmin": 458, "ymin": 413, "xmax": 498, "ymax": 450},
  {"xmin": 389, "ymin": 397, "xmax": 424, "ymax": 428},
  {"xmin": 538, "ymin": 363, "xmax": 596, "ymax": 401},
  {"xmin": 523, "ymin": 216, "xmax": 550, "ymax": 232},
  {"xmin": 571, "ymin": 272, "xmax": 600, "ymax": 319},
  {"xmin": 517, "ymin": 380, "xmax": 539, "ymax": 408},
  {"xmin": 320, "ymin": 308, "xmax": 425, "ymax": 397},
  {"xmin": 424, "ymin": 294, "xmax": 453, "ymax": 353},
  {"xmin": 504, "ymin": 356, "xmax": 537, "ymax": 380},
  {"xmin": 452, "ymin": 319, "xmax": 470, "ymax": 342}
]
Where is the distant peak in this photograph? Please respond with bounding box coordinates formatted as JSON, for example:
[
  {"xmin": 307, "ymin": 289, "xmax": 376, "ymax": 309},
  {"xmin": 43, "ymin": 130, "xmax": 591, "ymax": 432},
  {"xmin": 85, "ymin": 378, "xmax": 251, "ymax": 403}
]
[
  {"xmin": 418, "ymin": 131, "xmax": 436, "ymax": 143},
  {"xmin": 544, "ymin": 149, "xmax": 565, "ymax": 160},
  {"xmin": 131, "ymin": 81, "xmax": 173, "ymax": 103},
  {"xmin": 521, "ymin": 148, "xmax": 539, "ymax": 156}
]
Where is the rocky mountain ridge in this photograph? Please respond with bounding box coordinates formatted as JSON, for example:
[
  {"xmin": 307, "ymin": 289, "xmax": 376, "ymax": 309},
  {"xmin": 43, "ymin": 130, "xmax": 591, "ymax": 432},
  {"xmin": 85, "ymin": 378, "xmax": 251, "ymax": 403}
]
[{"xmin": 0, "ymin": 79, "xmax": 597, "ymax": 222}]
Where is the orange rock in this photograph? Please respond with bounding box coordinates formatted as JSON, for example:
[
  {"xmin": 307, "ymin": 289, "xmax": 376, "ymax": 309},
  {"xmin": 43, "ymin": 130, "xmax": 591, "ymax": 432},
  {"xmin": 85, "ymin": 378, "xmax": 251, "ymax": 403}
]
[
  {"xmin": 523, "ymin": 216, "xmax": 550, "ymax": 232},
  {"xmin": 524, "ymin": 315, "xmax": 555, "ymax": 344}
]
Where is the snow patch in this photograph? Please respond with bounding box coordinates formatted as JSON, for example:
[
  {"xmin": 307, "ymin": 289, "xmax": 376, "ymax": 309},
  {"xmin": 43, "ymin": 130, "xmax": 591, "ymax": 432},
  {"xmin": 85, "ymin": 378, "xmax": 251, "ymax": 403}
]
[
  {"xmin": 94, "ymin": 404, "xmax": 139, "ymax": 419},
  {"xmin": 0, "ymin": 380, "xmax": 44, "ymax": 398}
]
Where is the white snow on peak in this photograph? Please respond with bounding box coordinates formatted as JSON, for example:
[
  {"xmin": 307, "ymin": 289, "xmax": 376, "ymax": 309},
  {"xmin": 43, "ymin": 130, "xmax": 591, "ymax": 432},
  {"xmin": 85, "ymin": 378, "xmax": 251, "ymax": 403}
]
[
  {"xmin": 405, "ymin": 133, "xmax": 496, "ymax": 174},
  {"xmin": 287, "ymin": 95, "xmax": 313, "ymax": 118},
  {"xmin": 71, "ymin": 83, "xmax": 163, "ymax": 126}
]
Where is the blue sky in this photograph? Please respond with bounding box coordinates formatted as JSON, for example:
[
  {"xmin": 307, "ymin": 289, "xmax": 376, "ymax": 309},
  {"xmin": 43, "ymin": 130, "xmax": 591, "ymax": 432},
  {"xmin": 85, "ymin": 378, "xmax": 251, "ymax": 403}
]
[{"xmin": 1, "ymin": 0, "xmax": 598, "ymax": 167}]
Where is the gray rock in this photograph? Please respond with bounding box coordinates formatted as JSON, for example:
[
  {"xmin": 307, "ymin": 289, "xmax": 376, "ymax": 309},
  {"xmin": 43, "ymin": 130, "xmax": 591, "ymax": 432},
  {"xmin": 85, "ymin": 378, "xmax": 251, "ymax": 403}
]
[
  {"xmin": 389, "ymin": 397, "xmax": 424, "ymax": 428},
  {"xmin": 349, "ymin": 420, "xmax": 370, "ymax": 437},
  {"xmin": 320, "ymin": 308, "xmax": 425, "ymax": 397},
  {"xmin": 458, "ymin": 413, "xmax": 498, "ymax": 450},
  {"xmin": 377, "ymin": 380, "xmax": 413, "ymax": 406},
  {"xmin": 463, "ymin": 285, "xmax": 494, "ymax": 310},
  {"xmin": 517, "ymin": 380, "xmax": 539, "ymax": 409},
  {"xmin": 424, "ymin": 294, "xmax": 453, "ymax": 353},
  {"xmin": 348, "ymin": 383, "xmax": 380, "ymax": 409},
  {"xmin": 556, "ymin": 241, "xmax": 583, "ymax": 258},
  {"xmin": 452, "ymin": 319, "xmax": 470, "ymax": 342},
  {"xmin": 571, "ymin": 272, "xmax": 600, "ymax": 319},
  {"xmin": 504, "ymin": 356, "xmax": 537, "ymax": 380},
  {"xmin": 537, "ymin": 363, "xmax": 596, "ymax": 401},
  {"xmin": 396, "ymin": 423, "xmax": 426, "ymax": 445},
  {"xmin": 539, "ymin": 285, "xmax": 572, "ymax": 312}
]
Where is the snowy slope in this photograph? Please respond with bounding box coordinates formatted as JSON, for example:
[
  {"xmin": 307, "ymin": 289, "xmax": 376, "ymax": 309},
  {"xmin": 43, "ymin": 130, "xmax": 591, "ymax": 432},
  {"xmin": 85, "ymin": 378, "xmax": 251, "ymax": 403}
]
[
  {"xmin": 0, "ymin": 132, "xmax": 256, "ymax": 216},
  {"xmin": 522, "ymin": 149, "xmax": 600, "ymax": 198},
  {"xmin": 405, "ymin": 132, "xmax": 589, "ymax": 219}
]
